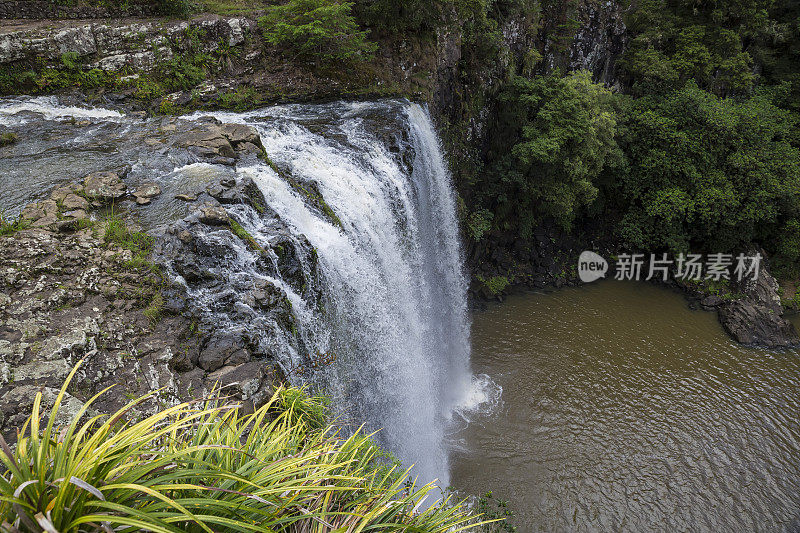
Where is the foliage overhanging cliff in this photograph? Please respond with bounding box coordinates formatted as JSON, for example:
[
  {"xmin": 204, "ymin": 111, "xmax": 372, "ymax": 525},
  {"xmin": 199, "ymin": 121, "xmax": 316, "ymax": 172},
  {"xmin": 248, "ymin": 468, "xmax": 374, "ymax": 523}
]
[{"xmin": 1, "ymin": 0, "xmax": 799, "ymax": 288}]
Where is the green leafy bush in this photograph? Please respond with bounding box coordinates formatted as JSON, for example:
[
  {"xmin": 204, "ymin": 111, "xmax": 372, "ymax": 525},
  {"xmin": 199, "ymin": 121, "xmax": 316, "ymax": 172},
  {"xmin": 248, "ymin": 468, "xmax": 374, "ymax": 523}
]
[
  {"xmin": 259, "ymin": 0, "xmax": 377, "ymax": 63},
  {"xmin": 484, "ymin": 71, "xmax": 621, "ymax": 237},
  {"xmin": 0, "ymin": 362, "xmax": 491, "ymax": 532},
  {"xmin": 607, "ymin": 82, "xmax": 800, "ymax": 257},
  {"xmin": 467, "ymin": 208, "xmax": 494, "ymax": 241},
  {"xmin": 620, "ymin": 0, "xmax": 772, "ymax": 95}
]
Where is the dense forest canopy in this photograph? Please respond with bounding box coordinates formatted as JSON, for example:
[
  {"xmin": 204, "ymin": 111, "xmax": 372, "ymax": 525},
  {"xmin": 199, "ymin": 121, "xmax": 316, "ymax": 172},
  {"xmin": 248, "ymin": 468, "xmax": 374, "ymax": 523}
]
[
  {"xmin": 461, "ymin": 0, "xmax": 800, "ymax": 279},
  {"xmin": 284, "ymin": 0, "xmax": 799, "ymax": 278}
]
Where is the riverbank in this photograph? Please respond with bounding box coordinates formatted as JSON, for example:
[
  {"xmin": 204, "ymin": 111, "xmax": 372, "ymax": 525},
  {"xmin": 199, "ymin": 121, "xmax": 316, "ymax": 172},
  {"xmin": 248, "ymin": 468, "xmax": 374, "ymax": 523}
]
[{"xmin": 0, "ymin": 14, "xmax": 438, "ymax": 114}]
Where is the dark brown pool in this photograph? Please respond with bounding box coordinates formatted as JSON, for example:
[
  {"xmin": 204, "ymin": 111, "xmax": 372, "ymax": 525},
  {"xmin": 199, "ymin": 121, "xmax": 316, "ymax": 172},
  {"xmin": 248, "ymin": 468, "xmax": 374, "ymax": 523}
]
[{"xmin": 452, "ymin": 281, "xmax": 800, "ymax": 532}]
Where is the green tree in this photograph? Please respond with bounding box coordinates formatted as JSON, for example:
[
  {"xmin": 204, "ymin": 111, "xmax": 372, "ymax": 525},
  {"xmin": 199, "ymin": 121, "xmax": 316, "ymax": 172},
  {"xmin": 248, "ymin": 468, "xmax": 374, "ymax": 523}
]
[
  {"xmin": 484, "ymin": 71, "xmax": 621, "ymax": 237},
  {"xmin": 620, "ymin": 0, "xmax": 773, "ymax": 95},
  {"xmin": 607, "ymin": 82, "xmax": 800, "ymax": 259},
  {"xmin": 259, "ymin": 0, "xmax": 377, "ymax": 63}
]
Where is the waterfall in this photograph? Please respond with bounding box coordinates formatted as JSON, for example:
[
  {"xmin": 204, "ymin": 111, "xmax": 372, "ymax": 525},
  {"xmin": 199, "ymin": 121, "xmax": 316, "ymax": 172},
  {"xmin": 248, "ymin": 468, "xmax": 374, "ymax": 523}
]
[
  {"xmin": 1, "ymin": 96, "xmax": 485, "ymax": 487},
  {"xmin": 225, "ymin": 101, "xmax": 475, "ymax": 486}
]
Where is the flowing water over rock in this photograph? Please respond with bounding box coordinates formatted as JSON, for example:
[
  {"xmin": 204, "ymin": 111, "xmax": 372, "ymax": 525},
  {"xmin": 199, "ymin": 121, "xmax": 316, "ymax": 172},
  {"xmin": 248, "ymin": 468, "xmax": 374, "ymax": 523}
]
[
  {"xmin": 453, "ymin": 282, "xmax": 800, "ymax": 532},
  {"xmin": 0, "ymin": 96, "xmax": 480, "ymax": 487},
  {"xmin": 196, "ymin": 101, "xmax": 478, "ymax": 485}
]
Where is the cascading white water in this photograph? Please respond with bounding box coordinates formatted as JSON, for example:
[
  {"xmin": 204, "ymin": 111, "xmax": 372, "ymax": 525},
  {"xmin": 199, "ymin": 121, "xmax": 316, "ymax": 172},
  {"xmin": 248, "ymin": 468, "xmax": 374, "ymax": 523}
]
[
  {"xmin": 0, "ymin": 96, "xmax": 491, "ymax": 488},
  {"xmin": 230, "ymin": 101, "xmax": 476, "ymax": 486}
]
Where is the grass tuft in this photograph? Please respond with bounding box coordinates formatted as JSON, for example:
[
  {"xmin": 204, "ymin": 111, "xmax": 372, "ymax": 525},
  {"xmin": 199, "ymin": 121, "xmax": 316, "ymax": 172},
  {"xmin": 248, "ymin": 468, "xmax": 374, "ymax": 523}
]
[
  {"xmin": 0, "ymin": 361, "xmax": 493, "ymax": 531},
  {"xmin": 143, "ymin": 293, "xmax": 165, "ymax": 324},
  {"xmin": 0, "ymin": 210, "xmax": 29, "ymax": 237},
  {"xmin": 0, "ymin": 132, "xmax": 17, "ymax": 147}
]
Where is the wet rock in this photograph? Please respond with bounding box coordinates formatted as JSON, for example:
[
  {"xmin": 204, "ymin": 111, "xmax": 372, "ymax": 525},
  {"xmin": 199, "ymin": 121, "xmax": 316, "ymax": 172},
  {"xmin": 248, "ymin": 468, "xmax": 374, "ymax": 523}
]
[
  {"xmin": 179, "ymin": 127, "xmax": 236, "ymax": 159},
  {"xmin": 207, "ymin": 176, "xmax": 252, "ymax": 204},
  {"xmin": 83, "ymin": 171, "xmax": 126, "ymax": 202},
  {"xmin": 179, "ymin": 123, "xmax": 264, "ymax": 164},
  {"xmin": 175, "ymin": 193, "xmax": 198, "ymax": 202},
  {"xmin": 700, "ymin": 295, "xmax": 723, "ymax": 309},
  {"xmin": 196, "ymin": 203, "xmax": 229, "ymax": 226},
  {"xmin": 219, "ymin": 123, "xmax": 262, "ymax": 148},
  {"xmin": 719, "ymin": 300, "xmax": 799, "ymax": 348},
  {"xmin": 169, "ymin": 349, "xmax": 195, "ymax": 372},
  {"xmin": 237, "ymin": 141, "xmax": 263, "ymax": 157},
  {"xmin": 133, "ymin": 183, "xmax": 162, "ymax": 205},
  {"xmin": 718, "ymin": 263, "xmax": 800, "ymax": 348},
  {"xmin": 199, "ymin": 332, "xmax": 249, "ymax": 372}
]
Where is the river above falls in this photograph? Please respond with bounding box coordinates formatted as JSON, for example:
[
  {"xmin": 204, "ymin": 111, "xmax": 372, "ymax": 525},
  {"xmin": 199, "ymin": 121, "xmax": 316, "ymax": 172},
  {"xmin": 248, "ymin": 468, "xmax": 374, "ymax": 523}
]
[{"xmin": 452, "ymin": 281, "xmax": 800, "ymax": 532}]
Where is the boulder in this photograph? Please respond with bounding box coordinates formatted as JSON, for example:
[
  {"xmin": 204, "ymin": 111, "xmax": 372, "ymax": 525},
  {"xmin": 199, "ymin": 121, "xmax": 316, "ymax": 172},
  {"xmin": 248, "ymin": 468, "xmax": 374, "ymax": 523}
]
[
  {"xmin": 236, "ymin": 141, "xmax": 263, "ymax": 157},
  {"xmin": 83, "ymin": 171, "xmax": 126, "ymax": 202},
  {"xmin": 196, "ymin": 203, "xmax": 229, "ymax": 226},
  {"xmin": 198, "ymin": 332, "xmax": 249, "ymax": 372},
  {"xmin": 179, "ymin": 123, "xmax": 263, "ymax": 163},
  {"xmin": 179, "ymin": 127, "xmax": 236, "ymax": 159},
  {"xmin": 717, "ymin": 261, "xmax": 800, "ymax": 348},
  {"xmin": 718, "ymin": 301, "xmax": 799, "ymax": 348},
  {"xmin": 31, "ymin": 214, "xmax": 58, "ymax": 228},
  {"xmin": 133, "ymin": 183, "xmax": 162, "ymax": 205},
  {"xmin": 205, "ymin": 361, "xmax": 276, "ymax": 410},
  {"xmin": 700, "ymin": 295, "xmax": 723, "ymax": 309},
  {"xmin": 20, "ymin": 203, "xmax": 45, "ymax": 221},
  {"xmin": 175, "ymin": 193, "xmax": 198, "ymax": 202},
  {"xmin": 62, "ymin": 193, "xmax": 90, "ymax": 211},
  {"xmin": 219, "ymin": 123, "xmax": 263, "ymax": 148}
]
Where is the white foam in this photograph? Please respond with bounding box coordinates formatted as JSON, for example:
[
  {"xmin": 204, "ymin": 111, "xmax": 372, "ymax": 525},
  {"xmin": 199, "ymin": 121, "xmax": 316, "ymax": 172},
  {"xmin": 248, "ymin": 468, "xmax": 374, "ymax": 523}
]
[
  {"xmin": 0, "ymin": 96, "xmax": 124, "ymax": 125},
  {"xmin": 452, "ymin": 374, "xmax": 503, "ymax": 422},
  {"xmin": 241, "ymin": 103, "xmax": 473, "ymax": 488}
]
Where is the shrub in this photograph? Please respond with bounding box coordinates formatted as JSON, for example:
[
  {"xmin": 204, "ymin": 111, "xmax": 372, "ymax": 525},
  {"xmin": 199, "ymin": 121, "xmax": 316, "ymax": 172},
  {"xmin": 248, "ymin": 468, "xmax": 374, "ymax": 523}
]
[
  {"xmin": 467, "ymin": 208, "xmax": 493, "ymax": 241},
  {"xmin": 157, "ymin": 0, "xmax": 195, "ymax": 17},
  {"xmin": 259, "ymin": 0, "xmax": 377, "ymax": 64},
  {"xmin": 607, "ymin": 82, "xmax": 800, "ymax": 258},
  {"xmin": 483, "ymin": 71, "xmax": 621, "ymax": 237},
  {"xmin": 0, "ymin": 361, "xmax": 490, "ymax": 532},
  {"xmin": 477, "ymin": 275, "xmax": 510, "ymax": 296}
]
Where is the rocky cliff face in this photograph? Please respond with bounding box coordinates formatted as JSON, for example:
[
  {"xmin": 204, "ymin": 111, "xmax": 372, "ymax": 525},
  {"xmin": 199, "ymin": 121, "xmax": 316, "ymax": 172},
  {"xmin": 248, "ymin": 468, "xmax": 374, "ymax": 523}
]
[
  {"xmin": 0, "ymin": 16, "xmax": 253, "ymax": 67},
  {"xmin": 0, "ymin": 119, "xmax": 311, "ymax": 442},
  {"xmin": 540, "ymin": 0, "xmax": 627, "ymax": 85}
]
